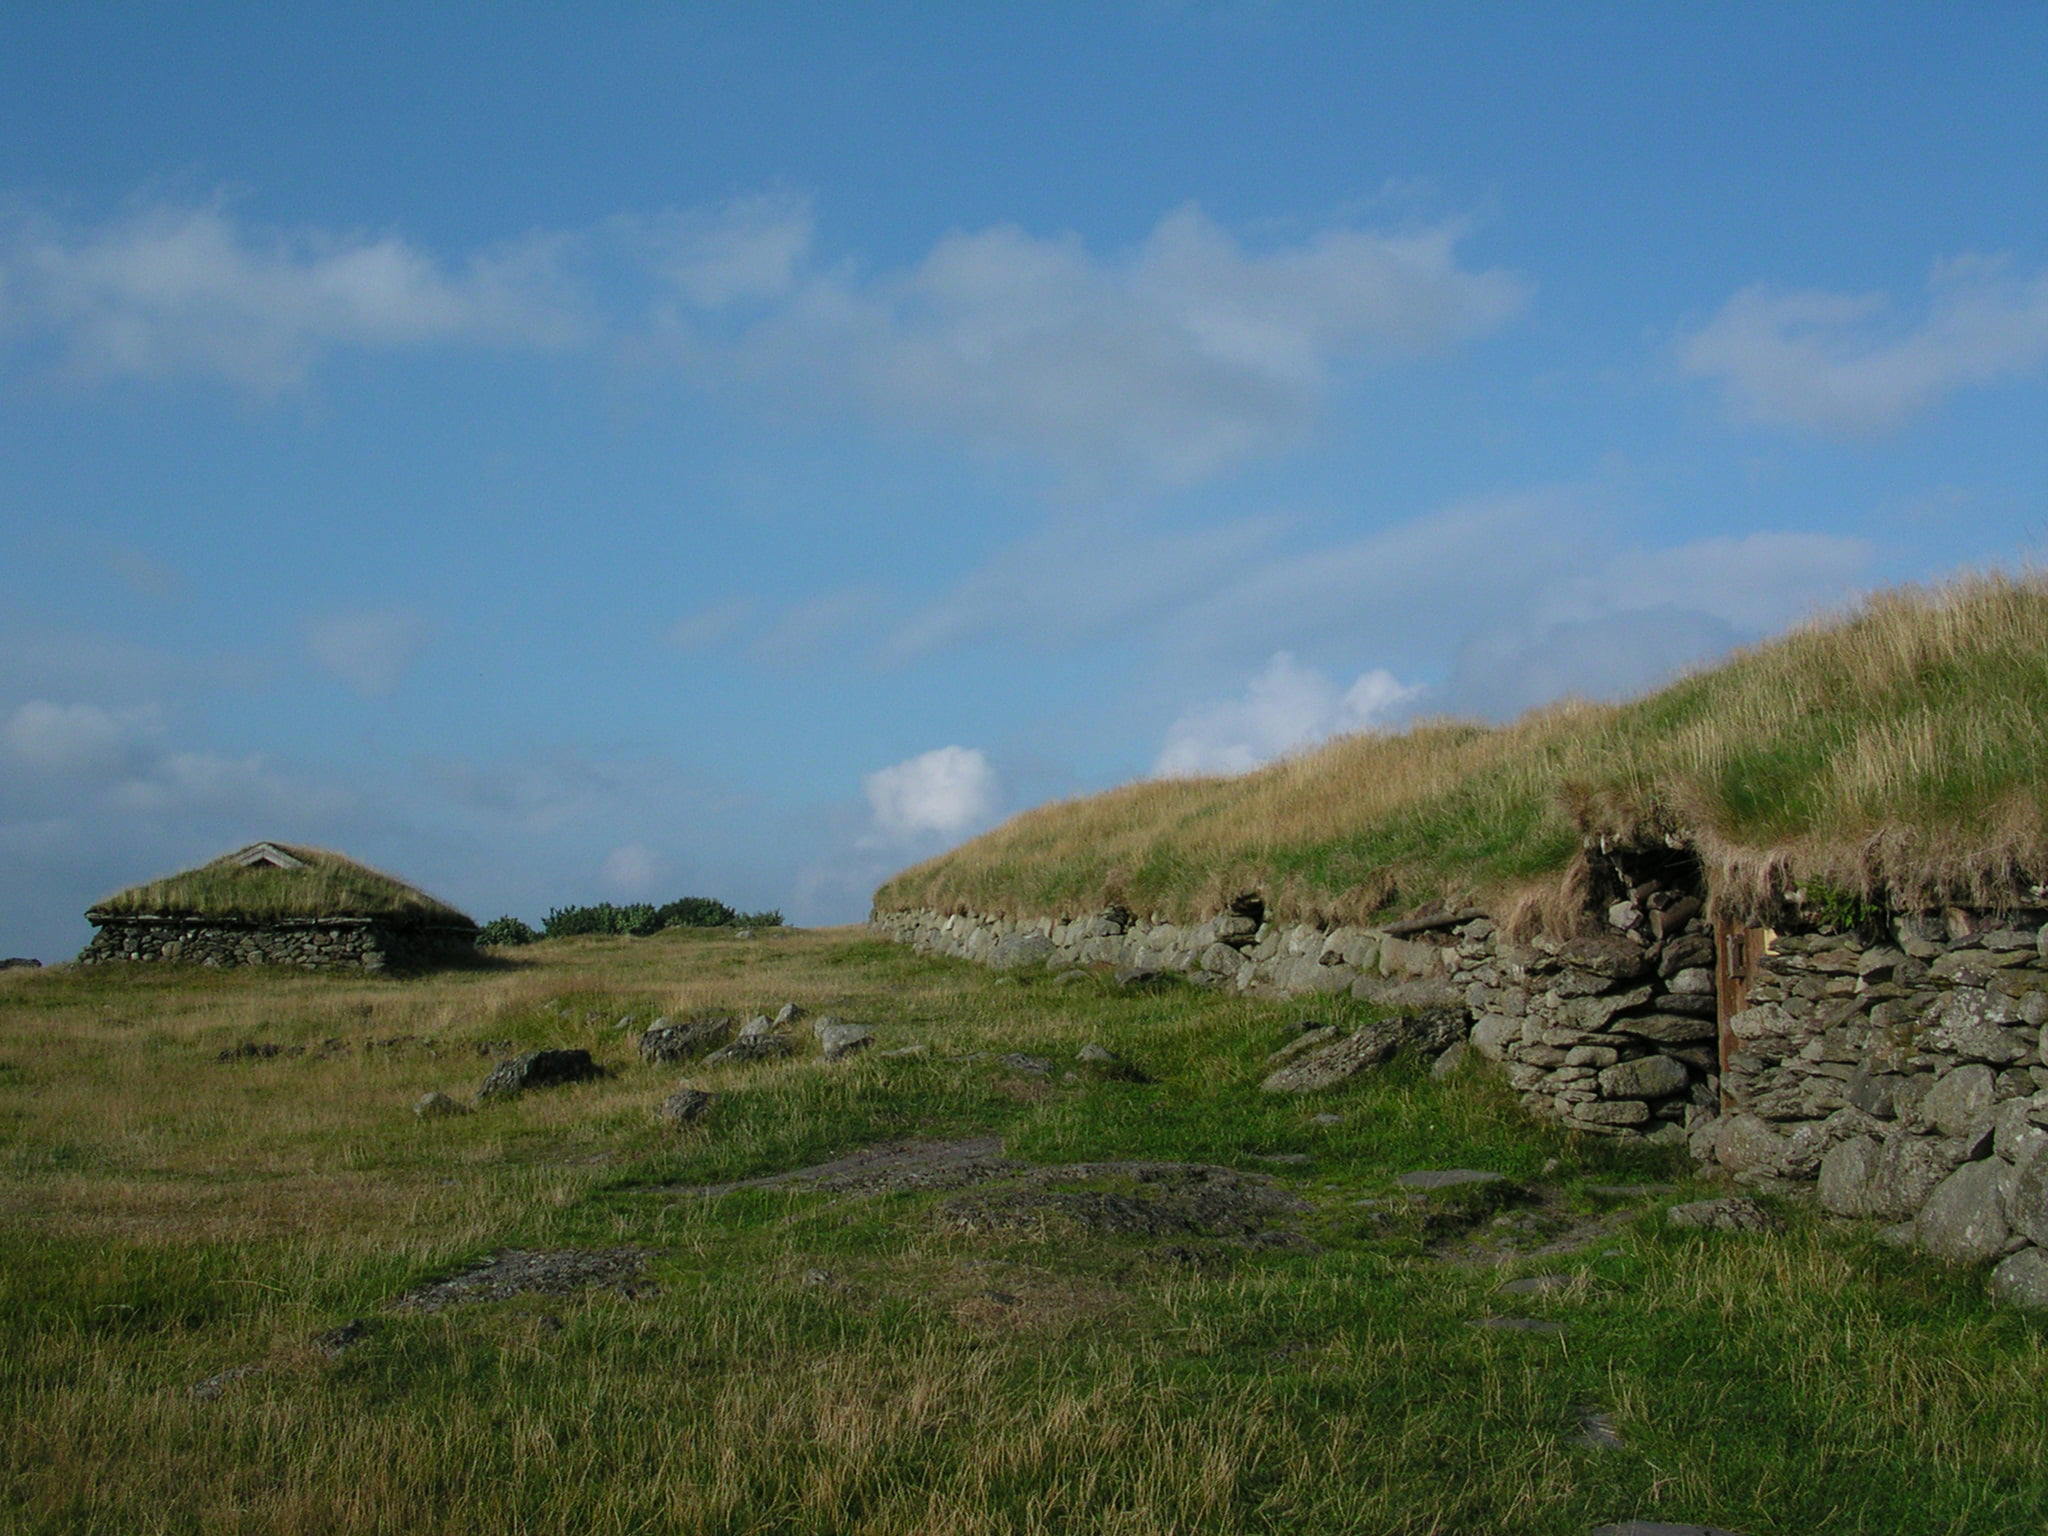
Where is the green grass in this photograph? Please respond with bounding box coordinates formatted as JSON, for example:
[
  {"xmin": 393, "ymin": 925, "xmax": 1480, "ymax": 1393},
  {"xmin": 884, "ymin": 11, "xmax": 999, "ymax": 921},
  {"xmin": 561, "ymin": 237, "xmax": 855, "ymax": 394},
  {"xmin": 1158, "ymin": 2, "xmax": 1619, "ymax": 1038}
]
[
  {"xmin": 1, "ymin": 927, "xmax": 2043, "ymax": 1534},
  {"xmin": 91, "ymin": 842, "xmax": 473, "ymax": 924},
  {"xmin": 876, "ymin": 571, "xmax": 2048, "ymax": 928}
]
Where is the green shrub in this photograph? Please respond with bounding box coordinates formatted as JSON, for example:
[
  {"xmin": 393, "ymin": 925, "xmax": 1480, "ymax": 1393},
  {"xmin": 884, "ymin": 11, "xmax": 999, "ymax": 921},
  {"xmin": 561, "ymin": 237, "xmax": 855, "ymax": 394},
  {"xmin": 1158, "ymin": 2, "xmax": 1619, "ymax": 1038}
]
[{"xmin": 476, "ymin": 915, "xmax": 540, "ymax": 947}]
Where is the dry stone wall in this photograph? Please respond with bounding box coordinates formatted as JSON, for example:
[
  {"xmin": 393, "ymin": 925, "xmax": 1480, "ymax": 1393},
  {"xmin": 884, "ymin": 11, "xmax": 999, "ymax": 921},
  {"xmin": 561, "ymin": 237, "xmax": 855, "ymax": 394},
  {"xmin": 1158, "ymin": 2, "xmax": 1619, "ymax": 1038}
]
[
  {"xmin": 871, "ymin": 901, "xmax": 1722, "ymax": 1147},
  {"xmin": 79, "ymin": 916, "xmax": 477, "ymax": 972},
  {"xmin": 1717, "ymin": 911, "xmax": 2048, "ymax": 1309},
  {"xmin": 875, "ymin": 897, "xmax": 2048, "ymax": 1309}
]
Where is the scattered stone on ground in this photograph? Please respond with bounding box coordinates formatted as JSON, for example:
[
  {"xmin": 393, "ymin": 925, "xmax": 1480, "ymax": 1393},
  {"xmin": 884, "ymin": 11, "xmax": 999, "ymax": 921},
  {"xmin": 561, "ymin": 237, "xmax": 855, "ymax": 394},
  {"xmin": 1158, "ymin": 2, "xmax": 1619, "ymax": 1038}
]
[
  {"xmin": 1989, "ymin": 1247, "xmax": 2048, "ymax": 1310},
  {"xmin": 476, "ymin": 1049, "xmax": 605, "ymax": 1100},
  {"xmin": 1575, "ymin": 1406, "xmax": 1625, "ymax": 1449},
  {"xmin": 1499, "ymin": 1273, "xmax": 1574, "ymax": 1295},
  {"xmin": 639, "ymin": 1016, "xmax": 734, "ymax": 1064},
  {"xmin": 773, "ymin": 1002, "xmax": 805, "ymax": 1026},
  {"xmin": 1052, "ymin": 969, "xmax": 1092, "ymax": 986},
  {"xmin": 814, "ymin": 1018, "xmax": 875, "ymax": 1061},
  {"xmin": 1588, "ymin": 1184, "xmax": 1674, "ymax": 1198},
  {"xmin": 1112, "ymin": 967, "xmax": 1163, "ymax": 988},
  {"xmin": 1076, "ymin": 1042, "xmax": 1153, "ymax": 1082},
  {"xmin": 1254, "ymin": 1152, "xmax": 1311, "ymax": 1165},
  {"xmin": 705, "ymin": 1032, "xmax": 794, "ymax": 1064},
  {"xmin": 1398, "ymin": 1168, "xmax": 1507, "ymax": 1192},
  {"xmin": 1259, "ymin": 1009, "xmax": 1467, "ymax": 1093},
  {"xmin": 657, "ymin": 1087, "xmax": 715, "ymax": 1126},
  {"xmin": 1469, "ymin": 1316, "xmax": 1566, "ymax": 1334},
  {"xmin": 675, "ymin": 1136, "xmax": 1019, "ymax": 1198},
  {"xmin": 1431, "ymin": 1041, "xmax": 1472, "ymax": 1079},
  {"xmin": 1311, "ymin": 1112, "xmax": 1344, "ymax": 1126},
  {"xmin": 412, "ymin": 1091, "xmax": 470, "ymax": 1119},
  {"xmin": 387, "ymin": 1248, "xmax": 658, "ymax": 1313},
  {"xmin": 940, "ymin": 1161, "xmax": 1309, "ymax": 1246},
  {"xmin": 738, "ymin": 1015, "xmax": 776, "ymax": 1038},
  {"xmin": 312, "ymin": 1320, "xmax": 368, "ymax": 1358},
  {"xmin": 1666, "ymin": 1197, "xmax": 1782, "ymax": 1233},
  {"xmin": 999, "ymin": 1052, "xmax": 1055, "ymax": 1075},
  {"xmin": 879, "ymin": 1043, "xmax": 929, "ymax": 1058},
  {"xmin": 1267, "ymin": 1026, "xmax": 1341, "ymax": 1066}
]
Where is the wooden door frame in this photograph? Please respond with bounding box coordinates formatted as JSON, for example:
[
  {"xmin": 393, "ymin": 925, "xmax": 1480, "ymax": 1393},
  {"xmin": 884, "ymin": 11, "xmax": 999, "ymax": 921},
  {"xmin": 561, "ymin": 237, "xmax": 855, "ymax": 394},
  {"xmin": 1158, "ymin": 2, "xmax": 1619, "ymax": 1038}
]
[{"xmin": 1714, "ymin": 918, "xmax": 1767, "ymax": 1113}]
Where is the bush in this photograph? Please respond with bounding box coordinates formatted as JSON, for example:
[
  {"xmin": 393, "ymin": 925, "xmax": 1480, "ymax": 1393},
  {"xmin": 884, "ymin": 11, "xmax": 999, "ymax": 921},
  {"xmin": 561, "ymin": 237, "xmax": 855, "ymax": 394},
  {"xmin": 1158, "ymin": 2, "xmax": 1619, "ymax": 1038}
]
[
  {"xmin": 537, "ymin": 897, "xmax": 778, "ymax": 940},
  {"xmin": 476, "ymin": 915, "xmax": 540, "ymax": 947}
]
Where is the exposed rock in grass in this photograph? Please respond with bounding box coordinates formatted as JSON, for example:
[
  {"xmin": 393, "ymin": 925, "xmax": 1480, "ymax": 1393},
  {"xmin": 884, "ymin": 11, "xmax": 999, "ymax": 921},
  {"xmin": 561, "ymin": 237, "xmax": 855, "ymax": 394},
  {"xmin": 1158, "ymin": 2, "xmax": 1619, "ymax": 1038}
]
[
  {"xmin": 1468, "ymin": 1316, "xmax": 1565, "ymax": 1334},
  {"xmin": 475, "ymin": 1048, "xmax": 604, "ymax": 1100},
  {"xmin": 1260, "ymin": 1009, "xmax": 1466, "ymax": 1092},
  {"xmin": 1575, "ymin": 1406, "xmax": 1625, "ymax": 1449},
  {"xmin": 940, "ymin": 1161, "xmax": 1308, "ymax": 1244},
  {"xmin": 657, "ymin": 1087, "xmax": 715, "ymax": 1127},
  {"xmin": 1989, "ymin": 1246, "xmax": 2048, "ymax": 1310},
  {"xmin": 1498, "ymin": 1273, "xmax": 1574, "ymax": 1295},
  {"xmin": 387, "ymin": 1247, "xmax": 658, "ymax": 1313},
  {"xmin": 412, "ymin": 1091, "xmax": 469, "ymax": 1119},
  {"xmin": 1666, "ymin": 1197, "xmax": 1781, "ymax": 1233},
  {"xmin": 773, "ymin": 1002, "xmax": 804, "ymax": 1026},
  {"xmin": 999, "ymin": 1052, "xmax": 1055, "ymax": 1075},
  {"xmin": 705, "ymin": 1033, "xmax": 794, "ymax": 1065},
  {"xmin": 1397, "ymin": 1168, "xmax": 1506, "ymax": 1191},
  {"xmin": 814, "ymin": 1018, "xmax": 874, "ymax": 1060},
  {"xmin": 1076, "ymin": 1042, "xmax": 1153, "ymax": 1082},
  {"xmin": 639, "ymin": 1015, "xmax": 735, "ymax": 1064},
  {"xmin": 676, "ymin": 1136, "xmax": 1018, "ymax": 1198}
]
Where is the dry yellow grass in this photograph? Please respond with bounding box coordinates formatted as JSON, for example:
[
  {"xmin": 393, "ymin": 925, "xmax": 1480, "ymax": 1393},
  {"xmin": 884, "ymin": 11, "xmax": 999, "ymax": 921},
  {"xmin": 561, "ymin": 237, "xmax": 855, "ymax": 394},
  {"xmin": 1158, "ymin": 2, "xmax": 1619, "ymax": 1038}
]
[{"xmin": 878, "ymin": 571, "xmax": 2048, "ymax": 927}]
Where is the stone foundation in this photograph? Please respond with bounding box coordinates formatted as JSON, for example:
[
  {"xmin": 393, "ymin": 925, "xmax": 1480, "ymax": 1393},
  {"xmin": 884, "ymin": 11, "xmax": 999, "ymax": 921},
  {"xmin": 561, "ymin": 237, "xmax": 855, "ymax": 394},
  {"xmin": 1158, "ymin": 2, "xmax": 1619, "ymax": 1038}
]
[{"xmin": 78, "ymin": 915, "xmax": 478, "ymax": 972}]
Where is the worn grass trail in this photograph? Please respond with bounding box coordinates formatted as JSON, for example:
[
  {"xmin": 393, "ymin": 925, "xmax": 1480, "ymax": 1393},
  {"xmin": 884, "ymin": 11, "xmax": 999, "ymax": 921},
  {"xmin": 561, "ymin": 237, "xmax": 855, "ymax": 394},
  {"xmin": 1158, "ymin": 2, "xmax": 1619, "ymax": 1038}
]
[{"xmin": 2, "ymin": 928, "xmax": 2043, "ymax": 1534}]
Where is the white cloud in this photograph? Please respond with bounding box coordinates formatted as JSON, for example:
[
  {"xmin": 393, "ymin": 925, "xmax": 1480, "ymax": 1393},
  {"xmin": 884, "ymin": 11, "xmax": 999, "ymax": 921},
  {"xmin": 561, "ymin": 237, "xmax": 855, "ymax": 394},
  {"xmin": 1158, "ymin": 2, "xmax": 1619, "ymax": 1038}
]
[
  {"xmin": 1153, "ymin": 652, "xmax": 1423, "ymax": 777},
  {"xmin": 106, "ymin": 749, "xmax": 350, "ymax": 820},
  {"xmin": 601, "ymin": 842, "xmax": 664, "ymax": 897},
  {"xmin": 1679, "ymin": 255, "xmax": 2048, "ymax": 433},
  {"xmin": 0, "ymin": 201, "xmax": 581, "ymax": 387},
  {"xmin": 0, "ymin": 700, "xmax": 161, "ymax": 775},
  {"xmin": 862, "ymin": 745, "xmax": 999, "ymax": 842},
  {"xmin": 305, "ymin": 609, "xmax": 428, "ymax": 697},
  {"xmin": 640, "ymin": 189, "xmax": 813, "ymax": 308},
  {"xmin": 698, "ymin": 202, "xmax": 1525, "ymax": 491}
]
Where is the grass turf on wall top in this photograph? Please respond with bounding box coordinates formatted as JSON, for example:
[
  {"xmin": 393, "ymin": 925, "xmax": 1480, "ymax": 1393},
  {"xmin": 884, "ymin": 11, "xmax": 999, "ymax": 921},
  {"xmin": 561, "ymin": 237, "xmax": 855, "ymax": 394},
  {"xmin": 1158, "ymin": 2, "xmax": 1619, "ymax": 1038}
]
[
  {"xmin": 90, "ymin": 844, "xmax": 475, "ymax": 927},
  {"xmin": 875, "ymin": 572, "xmax": 2048, "ymax": 930}
]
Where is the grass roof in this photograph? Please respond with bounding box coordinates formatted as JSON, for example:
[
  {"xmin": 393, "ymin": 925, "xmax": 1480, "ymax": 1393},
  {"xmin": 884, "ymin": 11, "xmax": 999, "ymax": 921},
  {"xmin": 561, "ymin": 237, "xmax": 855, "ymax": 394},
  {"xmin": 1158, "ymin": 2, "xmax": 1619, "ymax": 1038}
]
[
  {"xmin": 875, "ymin": 572, "xmax": 2048, "ymax": 930},
  {"xmin": 91, "ymin": 844, "xmax": 476, "ymax": 926}
]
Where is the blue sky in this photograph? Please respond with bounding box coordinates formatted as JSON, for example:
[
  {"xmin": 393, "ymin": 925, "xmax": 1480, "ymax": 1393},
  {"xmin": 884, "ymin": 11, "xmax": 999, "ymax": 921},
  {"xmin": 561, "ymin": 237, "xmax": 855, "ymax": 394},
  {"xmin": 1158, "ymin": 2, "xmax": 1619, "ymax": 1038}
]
[{"xmin": 2, "ymin": 2, "xmax": 2044, "ymax": 958}]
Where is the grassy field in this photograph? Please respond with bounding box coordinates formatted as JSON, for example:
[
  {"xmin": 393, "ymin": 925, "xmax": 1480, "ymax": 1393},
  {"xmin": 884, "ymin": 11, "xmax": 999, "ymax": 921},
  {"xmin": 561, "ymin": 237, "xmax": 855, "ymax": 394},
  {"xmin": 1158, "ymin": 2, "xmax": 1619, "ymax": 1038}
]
[
  {"xmin": 2, "ymin": 926, "xmax": 2044, "ymax": 1535},
  {"xmin": 876, "ymin": 572, "xmax": 2048, "ymax": 929}
]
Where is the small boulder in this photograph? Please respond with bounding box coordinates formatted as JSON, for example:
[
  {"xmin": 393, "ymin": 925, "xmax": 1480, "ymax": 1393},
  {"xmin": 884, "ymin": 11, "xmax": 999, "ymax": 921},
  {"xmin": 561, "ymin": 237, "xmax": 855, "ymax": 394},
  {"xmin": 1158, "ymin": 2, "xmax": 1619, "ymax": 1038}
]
[
  {"xmin": 476, "ymin": 1049, "xmax": 604, "ymax": 1101},
  {"xmin": 1597, "ymin": 1055, "xmax": 1689, "ymax": 1101},
  {"xmin": 816, "ymin": 1021, "xmax": 875, "ymax": 1061},
  {"xmin": 1988, "ymin": 1246, "xmax": 2048, "ymax": 1311},
  {"xmin": 639, "ymin": 1016, "xmax": 734, "ymax": 1065},
  {"xmin": 990, "ymin": 933, "xmax": 1056, "ymax": 971},
  {"xmin": 1914, "ymin": 1158, "xmax": 2010, "ymax": 1264},
  {"xmin": 773, "ymin": 1002, "xmax": 805, "ymax": 1026},
  {"xmin": 657, "ymin": 1087, "xmax": 715, "ymax": 1127},
  {"xmin": 998, "ymin": 1052, "xmax": 1055, "ymax": 1075},
  {"xmin": 413, "ymin": 1091, "xmax": 471, "ymax": 1119},
  {"xmin": 705, "ymin": 1033, "xmax": 794, "ymax": 1065}
]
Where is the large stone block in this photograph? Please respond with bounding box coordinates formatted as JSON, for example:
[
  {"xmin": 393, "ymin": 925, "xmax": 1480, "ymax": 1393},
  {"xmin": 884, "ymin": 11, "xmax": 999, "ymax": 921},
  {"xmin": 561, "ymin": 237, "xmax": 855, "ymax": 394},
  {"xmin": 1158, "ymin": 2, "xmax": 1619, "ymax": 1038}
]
[
  {"xmin": 1818, "ymin": 1135, "xmax": 1882, "ymax": 1216},
  {"xmin": 1597, "ymin": 1054, "xmax": 1690, "ymax": 1101},
  {"xmin": 1915, "ymin": 1158, "xmax": 2011, "ymax": 1264},
  {"xmin": 1920, "ymin": 1064, "xmax": 1996, "ymax": 1138}
]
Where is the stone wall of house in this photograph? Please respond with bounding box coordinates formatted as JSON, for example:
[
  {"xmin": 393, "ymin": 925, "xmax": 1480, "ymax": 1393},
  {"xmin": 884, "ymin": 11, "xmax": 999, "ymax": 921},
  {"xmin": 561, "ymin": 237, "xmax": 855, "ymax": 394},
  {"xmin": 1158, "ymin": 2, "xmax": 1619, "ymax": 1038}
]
[
  {"xmin": 78, "ymin": 916, "xmax": 477, "ymax": 972},
  {"xmin": 871, "ymin": 898, "xmax": 1722, "ymax": 1149},
  {"xmin": 1714, "ymin": 911, "xmax": 2048, "ymax": 1308},
  {"xmin": 875, "ymin": 896, "xmax": 2048, "ymax": 1307}
]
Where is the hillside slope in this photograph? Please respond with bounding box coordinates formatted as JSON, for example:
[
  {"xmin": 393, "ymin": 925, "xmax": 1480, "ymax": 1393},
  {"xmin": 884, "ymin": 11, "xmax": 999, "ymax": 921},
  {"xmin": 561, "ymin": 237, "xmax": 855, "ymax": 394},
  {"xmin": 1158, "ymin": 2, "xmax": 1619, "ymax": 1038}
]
[{"xmin": 876, "ymin": 572, "xmax": 2048, "ymax": 928}]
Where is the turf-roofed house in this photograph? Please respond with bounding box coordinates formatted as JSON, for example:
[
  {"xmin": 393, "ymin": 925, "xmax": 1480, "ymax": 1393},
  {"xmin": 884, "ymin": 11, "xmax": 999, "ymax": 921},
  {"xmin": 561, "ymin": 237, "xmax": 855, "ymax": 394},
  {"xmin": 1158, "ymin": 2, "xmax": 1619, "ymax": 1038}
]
[
  {"xmin": 875, "ymin": 576, "xmax": 2048, "ymax": 1308},
  {"xmin": 80, "ymin": 842, "xmax": 480, "ymax": 972}
]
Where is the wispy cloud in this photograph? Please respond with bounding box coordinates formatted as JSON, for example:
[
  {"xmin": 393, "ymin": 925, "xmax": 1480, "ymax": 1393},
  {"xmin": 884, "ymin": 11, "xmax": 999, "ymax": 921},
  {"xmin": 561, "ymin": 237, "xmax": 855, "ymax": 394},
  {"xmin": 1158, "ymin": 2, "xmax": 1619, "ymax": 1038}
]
[
  {"xmin": 673, "ymin": 201, "xmax": 1527, "ymax": 493},
  {"xmin": 0, "ymin": 199, "xmax": 582, "ymax": 387},
  {"xmin": 1679, "ymin": 254, "xmax": 2048, "ymax": 433}
]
